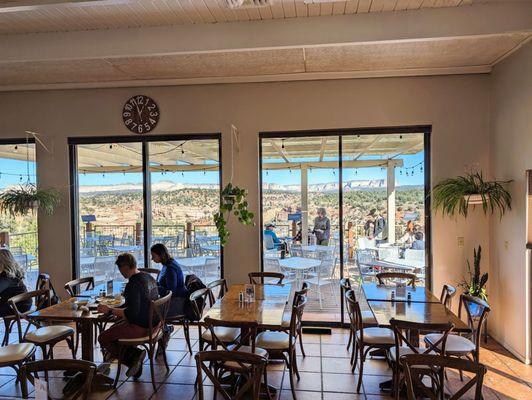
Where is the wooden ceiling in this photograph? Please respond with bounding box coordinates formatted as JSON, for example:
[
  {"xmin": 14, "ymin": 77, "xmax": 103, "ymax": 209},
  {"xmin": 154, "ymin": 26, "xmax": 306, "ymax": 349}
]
[{"xmin": 0, "ymin": 0, "xmax": 483, "ymax": 35}]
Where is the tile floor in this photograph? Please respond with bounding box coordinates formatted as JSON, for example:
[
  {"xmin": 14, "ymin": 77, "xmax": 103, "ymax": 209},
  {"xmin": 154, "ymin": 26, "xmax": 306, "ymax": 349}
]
[{"xmin": 0, "ymin": 326, "xmax": 531, "ymax": 400}]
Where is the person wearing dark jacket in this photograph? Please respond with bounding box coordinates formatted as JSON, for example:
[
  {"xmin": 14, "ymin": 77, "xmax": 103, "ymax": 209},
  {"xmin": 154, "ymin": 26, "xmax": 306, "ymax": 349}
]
[
  {"xmin": 98, "ymin": 253, "xmax": 159, "ymax": 379},
  {"xmin": 0, "ymin": 249, "xmax": 31, "ymax": 317}
]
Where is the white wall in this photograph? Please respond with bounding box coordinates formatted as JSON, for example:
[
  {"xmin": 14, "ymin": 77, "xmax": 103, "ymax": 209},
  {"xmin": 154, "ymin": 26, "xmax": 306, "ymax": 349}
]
[
  {"xmin": 490, "ymin": 41, "xmax": 532, "ymax": 363},
  {"xmin": 0, "ymin": 74, "xmax": 490, "ymax": 327}
]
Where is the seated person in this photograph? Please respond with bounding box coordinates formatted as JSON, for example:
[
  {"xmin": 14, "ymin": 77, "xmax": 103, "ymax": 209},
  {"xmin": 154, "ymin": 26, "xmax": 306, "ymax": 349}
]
[
  {"xmin": 98, "ymin": 253, "xmax": 160, "ymax": 379},
  {"xmin": 411, "ymin": 232, "xmax": 425, "ymax": 250},
  {"xmin": 0, "ymin": 249, "xmax": 32, "ymax": 317},
  {"xmin": 397, "ymin": 221, "xmax": 415, "ymax": 245},
  {"xmin": 263, "ymin": 223, "xmax": 285, "ymax": 250},
  {"xmin": 150, "ymin": 243, "xmax": 187, "ymax": 317}
]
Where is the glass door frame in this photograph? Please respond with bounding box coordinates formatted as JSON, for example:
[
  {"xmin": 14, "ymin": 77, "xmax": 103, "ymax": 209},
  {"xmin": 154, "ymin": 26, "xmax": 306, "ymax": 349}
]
[
  {"xmin": 68, "ymin": 133, "xmax": 223, "ymax": 281},
  {"xmin": 259, "ymin": 126, "xmax": 432, "ymax": 327}
]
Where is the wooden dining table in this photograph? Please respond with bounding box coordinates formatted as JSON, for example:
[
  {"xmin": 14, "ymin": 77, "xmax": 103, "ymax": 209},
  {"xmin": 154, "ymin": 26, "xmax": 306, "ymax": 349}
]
[{"xmin": 362, "ymin": 283, "xmax": 440, "ymax": 303}]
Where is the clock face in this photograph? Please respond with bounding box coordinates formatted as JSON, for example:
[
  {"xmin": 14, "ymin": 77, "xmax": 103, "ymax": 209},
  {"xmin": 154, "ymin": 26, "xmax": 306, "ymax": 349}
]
[{"xmin": 122, "ymin": 95, "xmax": 159, "ymax": 134}]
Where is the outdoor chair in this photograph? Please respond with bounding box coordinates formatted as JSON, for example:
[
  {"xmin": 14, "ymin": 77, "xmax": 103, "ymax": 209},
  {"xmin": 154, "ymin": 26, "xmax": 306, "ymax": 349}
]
[
  {"xmin": 355, "ymin": 248, "xmax": 378, "ymax": 282},
  {"xmin": 345, "ymin": 289, "xmax": 394, "ymax": 392},
  {"xmin": 401, "ymin": 354, "xmax": 486, "ymax": 400},
  {"xmin": 114, "ymin": 291, "xmax": 172, "ymax": 391},
  {"xmin": 20, "ymin": 359, "xmax": 97, "ymax": 400},
  {"xmin": 306, "ymin": 257, "xmax": 337, "ymax": 309},
  {"xmin": 9, "ymin": 289, "xmax": 76, "ymax": 360},
  {"xmin": 376, "ymin": 272, "xmax": 417, "ymax": 287},
  {"xmin": 248, "ymin": 272, "xmax": 284, "ymax": 285},
  {"xmin": 389, "ymin": 319, "xmax": 454, "ymax": 400},
  {"xmin": 195, "ymin": 350, "xmax": 267, "ymax": 400}
]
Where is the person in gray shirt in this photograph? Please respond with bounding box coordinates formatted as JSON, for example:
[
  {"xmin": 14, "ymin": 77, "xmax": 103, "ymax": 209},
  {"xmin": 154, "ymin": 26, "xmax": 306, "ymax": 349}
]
[{"xmin": 313, "ymin": 207, "xmax": 331, "ymax": 245}]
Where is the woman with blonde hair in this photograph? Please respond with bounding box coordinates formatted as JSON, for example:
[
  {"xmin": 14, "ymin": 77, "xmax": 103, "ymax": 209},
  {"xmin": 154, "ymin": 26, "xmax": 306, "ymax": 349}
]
[{"xmin": 0, "ymin": 248, "xmax": 32, "ymax": 317}]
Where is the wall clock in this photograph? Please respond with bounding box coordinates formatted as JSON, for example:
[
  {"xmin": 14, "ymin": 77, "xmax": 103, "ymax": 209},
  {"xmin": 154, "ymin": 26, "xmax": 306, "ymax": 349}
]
[{"xmin": 122, "ymin": 95, "xmax": 159, "ymax": 134}]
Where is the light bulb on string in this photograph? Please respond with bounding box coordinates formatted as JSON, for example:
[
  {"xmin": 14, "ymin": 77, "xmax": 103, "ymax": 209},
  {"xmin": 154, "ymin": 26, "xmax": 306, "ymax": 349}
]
[
  {"xmin": 19, "ymin": 175, "xmax": 23, "ymax": 182},
  {"xmin": 281, "ymin": 139, "xmax": 285, "ymax": 149},
  {"xmin": 355, "ymin": 169, "xmax": 358, "ymax": 175},
  {"xmin": 102, "ymin": 173, "xmax": 105, "ymax": 178},
  {"xmin": 109, "ymin": 144, "xmax": 113, "ymax": 150},
  {"xmin": 181, "ymin": 172, "xmax": 184, "ymax": 177},
  {"xmin": 399, "ymin": 135, "xmax": 403, "ymax": 139},
  {"xmin": 203, "ymin": 169, "xmax": 206, "ymax": 175},
  {"xmin": 13, "ymin": 145, "xmax": 18, "ymax": 153},
  {"xmin": 420, "ymin": 166, "xmax": 423, "ymax": 173},
  {"xmin": 181, "ymin": 147, "xmax": 185, "ymax": 155}
]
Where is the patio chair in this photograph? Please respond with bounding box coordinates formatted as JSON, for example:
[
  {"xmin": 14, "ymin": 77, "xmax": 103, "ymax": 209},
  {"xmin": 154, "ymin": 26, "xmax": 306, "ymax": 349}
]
[
  {"xmin": 346, "ymin": 289, "xmax": 394, "ymax": 392},
  {"xmin": 114, "ymin": 291, "xmax": 172, "ymax": 391},
  {"xmin": 9, "ymin": 289, "xmax": 76, "ymax": 360},
  {"xmin": 376, "ymin": 272, "xmax": 417, "ymax": 287},
  {"xmin": 195, "ymin": 350, "xmax": 267, "ymax": 400},
  {"xmin": 20, "ymin": 359, "xmax": 97, "ymax": 400},
  {"xmin": 355, "ymin": 248, "xmax": 379, "ymax": 282},
  {"xmin": 424, "ymin": 294, "xmax": 490, "ymax": 381},
  {"xmin": 306, "ymin": 257, "xmax": 337, "ymax": 309},
  {"xmin": 401, "ymin": 354, "xmax": 486, "ymax": 400},
  {"xmin": 290, "ymin": 244, "xmax": 303, "ymax": 257},
  {"xmin": 263, "ymin": 233, "xmax": 275, "ymax": 250},
  {"xmin": 204, "ymin": 257, "xmax": 220, "ymax": 283},
  {"xmin": 389, "ymin": 319, "xmax": 454, "ymax": 400}
]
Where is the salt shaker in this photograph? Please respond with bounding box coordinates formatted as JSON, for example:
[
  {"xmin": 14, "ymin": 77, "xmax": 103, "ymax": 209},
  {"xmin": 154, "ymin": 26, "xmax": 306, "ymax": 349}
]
[{"xmin": 239, "ymin": 292, "xmax": 244, "ymax": 303}]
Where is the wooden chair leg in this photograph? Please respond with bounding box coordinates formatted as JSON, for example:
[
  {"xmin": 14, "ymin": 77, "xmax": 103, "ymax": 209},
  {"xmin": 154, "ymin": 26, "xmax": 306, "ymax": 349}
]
[
  {"xmin": 149, "ymin": 349, "xmax": 157, "ymax": 392},
  {"xmin": 113, "ymin": 347, "xmax": 126, "ymax": 388},
  {"xmin": 298, "ymin": 328, "xmax": 306, "ymax": 357},
  {"xmin": 356, "ymin": 344, "xmax": 364, "ymax": 393},
  {"xmin": 183, "ymin": 322, "xmax": 193, "ymax": 354},
  {"xmin": 346, "ymin": 328, "xmax": 353, "ymax": 351}
]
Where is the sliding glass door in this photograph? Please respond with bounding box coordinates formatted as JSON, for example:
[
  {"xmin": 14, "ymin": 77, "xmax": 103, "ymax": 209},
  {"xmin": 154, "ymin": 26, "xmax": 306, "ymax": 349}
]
[
  {"xmin": 71, "ymin": 135, "xmax": 221, "ymax": 285},
  {"xmin": 260, "ymin": 128, "xmax": 430, "ymax": 324}
]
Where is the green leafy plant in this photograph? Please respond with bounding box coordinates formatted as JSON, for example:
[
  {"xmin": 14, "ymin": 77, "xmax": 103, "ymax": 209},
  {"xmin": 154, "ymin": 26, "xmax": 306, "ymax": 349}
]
[
  {"xmin": 460, "ymin": 246, "xmax": 488, "ymax": 301},
  {"xmin": 213, "ymin": 183, "xmax": 254, "ymax": 247},
  {"xmin": 432, "ymin": 171, "xmax": 512, "ymax": 218},
  {"xmin": 0, "ymin": 184, "xmax": 61, "ymax": 217}
]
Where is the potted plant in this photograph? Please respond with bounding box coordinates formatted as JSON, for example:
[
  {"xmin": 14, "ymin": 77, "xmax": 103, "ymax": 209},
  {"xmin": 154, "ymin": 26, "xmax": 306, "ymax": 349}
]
[
  {"xmin": 432, "ymin": 171, "xmax": 512, "ymax": 218},
  {"xmin": 0, "ymin": 184, "xmax": 61, "ymax": 216},
  {"xmin": 460, "ymin": 245, "xmax": 488, "ymax": 305},
  {"xmin": 213, "ymin": 183, "xmax": 254, "ymax": 247}
]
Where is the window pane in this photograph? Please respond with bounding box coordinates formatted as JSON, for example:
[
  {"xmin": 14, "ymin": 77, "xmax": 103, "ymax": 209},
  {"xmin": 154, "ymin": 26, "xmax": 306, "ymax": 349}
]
[
  {"xmin": 0, "ymin": 143, "xmax": 38, "ymax": 290},
  {"xmin": 149, "ymin": 139, "xmax": 220, "ymax": 285},
  {"xmin": 76, "ymin": 142, "xmax": 144, "ymax": 285}
]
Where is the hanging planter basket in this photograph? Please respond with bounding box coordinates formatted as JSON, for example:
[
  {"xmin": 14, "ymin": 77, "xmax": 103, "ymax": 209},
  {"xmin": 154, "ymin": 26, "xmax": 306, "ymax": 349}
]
[{"xmin": 0, "ymin": 184, "xmax": 61, "ymax": 217}]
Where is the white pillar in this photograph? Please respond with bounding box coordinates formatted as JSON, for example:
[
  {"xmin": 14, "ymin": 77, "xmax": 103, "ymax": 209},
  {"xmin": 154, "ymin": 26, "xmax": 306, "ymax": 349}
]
[
  {"xmin": 387, "ymin": 161, "xmax": 396, "ymax": 244},
  {"xmin": 301, "ymin": 166, "xmax": 309, "ymax": 246}
]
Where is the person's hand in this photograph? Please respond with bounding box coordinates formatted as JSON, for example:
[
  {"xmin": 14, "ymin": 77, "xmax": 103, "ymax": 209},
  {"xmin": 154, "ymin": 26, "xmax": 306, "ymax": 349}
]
[{"xmin": 97, "ymin": 304, "xmax": 110, "ymax": 314}]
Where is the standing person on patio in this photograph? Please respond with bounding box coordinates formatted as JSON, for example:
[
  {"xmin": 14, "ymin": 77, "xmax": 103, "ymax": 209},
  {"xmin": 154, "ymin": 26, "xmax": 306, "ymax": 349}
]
[
  {"xmin": 0, "ymin": 248, "xmax": 32, "ymax": 317},
  {"xmin": 313, "ymin": 207, "xmax": 331, "ymax": 245},
  {"xmin": 98, "ymin": 253, "xmax": 160, "ymax": 379}
]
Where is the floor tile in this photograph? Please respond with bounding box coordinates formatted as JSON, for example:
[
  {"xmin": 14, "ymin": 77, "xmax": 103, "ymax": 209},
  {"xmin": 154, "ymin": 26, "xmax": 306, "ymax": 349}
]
[
  {"xmin": 322, "ymin": 372, "xmax": 360, "ymax": 393},
  {"xmin": 151, "ymin": 383, "xmax": 196, "ymax": 400},
  {"xmin": 282, "ymin": 371, "xmax": 322, "ymax": 392},
  {"xmin": 164, "ymin": 366, "xmax": 200, "ymax": 385},
  {"xmin": 322, "ymin": 356, "xmax": 353, "ymax": 374},
  {"xmin": 280, "ymin": 390, "xmax": 322, "ymax": 399},
  {"xmin": 321, "ymin": 344, "xmax": 350, "ymax": 358}
]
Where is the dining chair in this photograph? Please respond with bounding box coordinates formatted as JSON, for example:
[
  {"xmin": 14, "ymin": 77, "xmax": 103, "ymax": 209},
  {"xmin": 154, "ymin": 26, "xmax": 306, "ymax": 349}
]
[
  {"xmin": 114, "ymin": 290, "xmax": 172, "ymax": 391},
  {"xmin": 376, "ymin": 272, "xmax": 417, "ymax": 287},
  {"xmin": 255, "ymin": 296, "xmax": 307, "ymax": 399},
  {"xmin": 0, "ymin": 342, "xmax": 36, "ymax": 395},
  {"xmin": 424, "ymin": 294, "xmax": 490, "ymax": 381},
  {"xmin": 248, "ymin": 272, "xmax": 284, "ymax": 285},
  {"xmin": 440, "ymin": 284, "xmax": 457, "ymax": 309},
  {"xmin": 190, "ymin": 288, "xmax": 240, "ymax": 352},
  {"xmin": 206, "ymin": 278, "xmax": 228, "ymax": 304},
  {"xmin": 64, "ymin": 277, "xmax": 95, "ymax": 297},
  {"xmin": 138, "ymin": 268, "xmax": 161, "ymax": 279},
  {"xmin": 345, "ymin": 289, "xmax": 394, "ymax": 392},
  {"xmin": 389, "ymin": 318, "xmax": 454, "ymax": 400},
  {"xmin": 20, "ymin": 359, "xmax": 97, "ymax": 400},
  {"xmin": 279, "ymin": 282, "xmax": 309, "ymax": 356},
  {"xmin": 195, "ymin": 350, "xmax": 267, "ymax": 400},
  {"xmin": 401, "ymin": 354, "xmax": 486, "ymax": 400},
  {"xmin": 9, "ymin": 289, "xmax": 76, "ymax": 360}
]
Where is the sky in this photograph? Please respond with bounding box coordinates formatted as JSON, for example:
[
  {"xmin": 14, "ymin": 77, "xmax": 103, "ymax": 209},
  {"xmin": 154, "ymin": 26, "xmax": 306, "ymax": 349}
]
[{"xmin": 0, "ymin": 147, "xmax": 424, "ymax": 189}]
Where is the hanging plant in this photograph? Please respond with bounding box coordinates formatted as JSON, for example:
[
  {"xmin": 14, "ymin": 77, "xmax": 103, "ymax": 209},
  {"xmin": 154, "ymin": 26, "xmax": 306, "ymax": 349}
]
[
  {"xmin": 432, "ymin": 171, "xmax": 512, "ymax": 219},
  {"xmin": 0, "ymin": 184, "xmax": 61, "ymax": 217},
  {"xmin": 213, "ymin": 183, "xmax": 254, "ymax": 247}
]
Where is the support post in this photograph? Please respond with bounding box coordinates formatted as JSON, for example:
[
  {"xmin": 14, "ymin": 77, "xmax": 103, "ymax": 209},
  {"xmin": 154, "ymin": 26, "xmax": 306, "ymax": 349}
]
[
  {"xmin": 387, "ymin": 161, "xmax": 396, "ymax": 244},
  {"xmin": 301, "ymin": 166, "xmax": 309, "ymax": 246},
  {"xmin": 0, "ymin": 231, "xmax": 9, "ymax": 248},
  {"xmin": 186, "ymin": 222, "xmax": 192, "ymax": 248},
  {"xmin": 347, "ymin": 222, "xmax": 354, "ymax": 260},
  {"xmin": 135, "ymin": 222, "xmax": 142, "ymax": 246}
]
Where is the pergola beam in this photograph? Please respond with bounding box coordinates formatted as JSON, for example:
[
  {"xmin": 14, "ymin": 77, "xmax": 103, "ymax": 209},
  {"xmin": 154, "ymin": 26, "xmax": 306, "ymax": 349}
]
[
  {"xmin": 389, "ymin": 142, "xmax": 423, "ymax": 159},
  {"xmin": 353, "ymin": 136, "xmax": 383, "ymax": 160},
  {"xmin": 270, "ymin": 140, "xmax": 290, "ymax": 163},
  {"xmin": 319, "ymin": 137, "xmax": 327, "ymax": 162}
]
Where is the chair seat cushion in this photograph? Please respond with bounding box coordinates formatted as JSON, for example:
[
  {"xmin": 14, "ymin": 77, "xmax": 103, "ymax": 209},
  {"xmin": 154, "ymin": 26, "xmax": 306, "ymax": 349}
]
[
  {"xmin": 356, "ymin": 327, "xmax": 394, "ymax": 345},
  {"xmin": 201, "ymin": 327, "xmax": 240, "ymax": 343},
  {"xmin": 256, "ymin": 331, "xmax": 290, "ymax": 350},
  {"xmin": 389, "ymin": 346, "xmax": 435, "ymax": 363},
  {"xmin": 424, "ymin": 333, "xmax": 476, "ymax": 355},
  {"xmin": 118, "ymin": 330, "xmax": 163, "ymax": 344},
  {"xmin": 0, "ymin": 343, "xmax": 35, "ymax": 363},
  {"xmin": 25, "ymin": 326, "xmax": 74, "ymax": 344},
  {"xmin": 223, "ymin": 346, "xmax": 268, "ymax": 369}
]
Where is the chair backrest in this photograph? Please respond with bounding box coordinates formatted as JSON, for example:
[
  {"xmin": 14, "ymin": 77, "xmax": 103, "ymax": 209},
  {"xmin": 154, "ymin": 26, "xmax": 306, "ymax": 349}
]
[
  {"xmin": 248, "ymin": 272, "xmax": 284, "ymax": 285},
  {"xmin": 345, "ymin": 289, "xmax": 364, "ymax": 332},
  {"xmin": 459, "ymin": 294, "xmax": 490, "ymax": 353},
  {"xmin": 390, "ymin": 318, "xmax": 454, "ymax": 357},
  {"xmin": 376, "ymin": 272, "xmax": 417, "ymax": 287},
  {"xmin": 147, "ymin": 290, "xmax": 172, "ymax": 342},
  {"xmin": 204, "ymin": 317, "xmax": 255, "ymax": 352},
  {"xmin": 356, "ymin": 248, "xmax": 377, "ymax": 266},
  {"xmin": 64, "ymin": 277, "xmax": 95, "ymax": 297},
  {"xmin": 35, "ymin": 273, "xmax": 61, "ymax": 304},
  {"xmin": 440, "ymin": 284, "xmax": 457, "ymax": 309},
  {"xmin": 20, "ymin": 359, "xmax": 97, "ymax": 400},
  {"xmin": 206, "ymin": 279, "xmax": 228, "ymax": 304},
  {"xmin": 9, "ymin": 289, "xmax": 51, "ymax": 342},
  {"xmin": 195, "ymin": 350, "xmax": 267, "ymax": 400},
  {"xmin": 264, "ymin": 257, "xmax": 281, "ymax": 274},
  {"xmin": 357, "ymin": 237, "xmax": 376, "ymax": 250},
  {"xmin": 293, "ymin": 282, "xmax": 309, "ymax": 306},
  {"xmin": 263, "ymin": 234, "xmax": 275, "ymax": 250},
  {"xmin": 290, "ymin": 244, "xmax": 303, "ymax": 257},
  {"xmin": 404, "ymin": 248, "xmax": 425, "ymax": 262},
  {"xmin": 189, "ymin": 288, "xmax": 212, "ymax": 320},
  {"xmin": 138, "ymin": 268, "xmax": 161, "ymax": 279},
  {"xmin": 401, "ymin": 354, "xmax": 486, "ymax": 400},
  {"xmin": 340, "ymin": 278, "xmax": 351, "ymax": 293},
  {"xmin": 318, "ymin": 257, "xmax": 336, "ymax": 281},
  {"xmin": 288, "ymin": 296, "xmax": 307, "ymax": 344}
]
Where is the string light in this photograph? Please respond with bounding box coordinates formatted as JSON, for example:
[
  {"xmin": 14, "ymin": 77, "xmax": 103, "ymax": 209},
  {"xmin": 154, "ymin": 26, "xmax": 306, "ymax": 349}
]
[
  {"xmin": 13, "ymin": 145, "xmax": 18, "ymax": 153},
  {"xmin": 281, "ymin": 139, "xmax": 285, "ymax": 149},
  {"xmin": 399, "ymin": 135, "xmax": 403, "ymax": 139},
  {"xmin": 109, "ymin": 144, "xmax": 113, "ymax": 149},
  {"xmin": 19, "ymin": 175, "xmax": 23, "ymax": 182}
]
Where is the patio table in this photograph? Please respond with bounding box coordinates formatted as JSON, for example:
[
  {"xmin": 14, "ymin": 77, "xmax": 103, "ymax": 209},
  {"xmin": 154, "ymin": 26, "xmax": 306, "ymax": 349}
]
[{"xmin": 279, "ymin": 256, "xmax": 321, "ymax": 288}]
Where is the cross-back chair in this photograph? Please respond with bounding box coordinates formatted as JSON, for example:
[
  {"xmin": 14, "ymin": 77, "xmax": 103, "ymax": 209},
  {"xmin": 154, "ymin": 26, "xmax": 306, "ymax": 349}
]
[
  {"xmin": 64, "ymin": 277, "xmax": 94, "ymax": 297},
  {"xmin": 376, "ymin": 272, "xmax": 417, "ymax": 287},
  {"xmin": 440, "ymin": 284, "xmax": 457, "ymax": 309},
  {"xmin": 248, "ymin": 272, "xmax": 284, "ymax": 285}
]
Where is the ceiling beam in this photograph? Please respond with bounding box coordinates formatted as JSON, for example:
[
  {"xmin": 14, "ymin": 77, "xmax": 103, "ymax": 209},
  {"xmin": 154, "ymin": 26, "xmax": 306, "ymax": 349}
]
[{"xmin": 270, "ymin": 140, "xmax": 290, "ymax": 163}]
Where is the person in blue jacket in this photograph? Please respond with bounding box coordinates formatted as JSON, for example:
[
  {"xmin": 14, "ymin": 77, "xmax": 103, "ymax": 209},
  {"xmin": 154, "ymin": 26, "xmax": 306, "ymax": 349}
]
[{"xmin": 150, "ymin": 243, "xmax": 187, "ymax": 317}]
